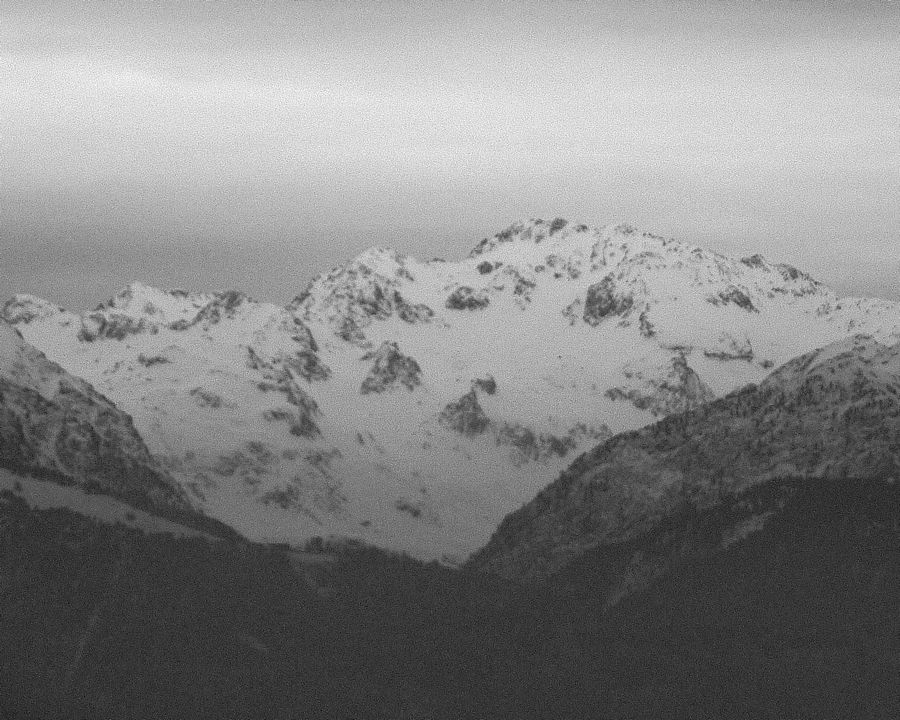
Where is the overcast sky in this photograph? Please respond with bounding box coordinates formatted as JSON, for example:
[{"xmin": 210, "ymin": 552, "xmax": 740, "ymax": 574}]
[{"xmin": 2, "ymin": 0, "xmax": 898, "ymax": 309}]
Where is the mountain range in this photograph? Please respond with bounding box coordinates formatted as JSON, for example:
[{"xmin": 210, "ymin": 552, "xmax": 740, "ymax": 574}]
[
  {"xmin": 3, "ymin": 217, "xmax": 900, "ymax": 718},
  {"xmin": 5, "ymin": 217, "xmax": 900, "ymax": 563}
]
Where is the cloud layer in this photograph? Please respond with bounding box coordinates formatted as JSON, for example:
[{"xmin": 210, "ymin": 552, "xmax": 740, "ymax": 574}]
[{"xmin": 3, "ymin": 1, "xmax": 898, "ymax": 308}]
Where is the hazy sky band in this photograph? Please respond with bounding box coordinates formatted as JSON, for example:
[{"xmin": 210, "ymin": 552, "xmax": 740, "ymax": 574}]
[{"xmin": 2, "ymin": 1, "xmax": 898, "ymax": 309}]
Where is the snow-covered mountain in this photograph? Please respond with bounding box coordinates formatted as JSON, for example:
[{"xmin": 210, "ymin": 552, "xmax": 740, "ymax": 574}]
[
  {"xmin": 0, "ymin": 320, "xmax": 187, "ymax": 514},
  {"xmin": 7, "ymin": 218, "xmax": 900, "ymax": 561},
  {"xmin": 470, "ymin": 334, "xmax": 900, "ymax": 580}
]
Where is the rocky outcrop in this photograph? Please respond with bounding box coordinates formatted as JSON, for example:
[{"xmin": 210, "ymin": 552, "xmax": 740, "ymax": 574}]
[
  {"xmin": 501, "ymin": 268, "xmax": 537, "ymax": 305},
  {"xmin": 245, "ymin": 316, "xmax": 331, "ymax": 383},
  {"xmin": 709, "ymin": 285, "xmax": 757, "ymax": 312},
  {"xmin": 472, "ymin": 375, "xmax": 497, "ymax": 395},
  {"xmin": 469, "ymin": 218, "xmax": 582, "ymax": 257},
  {"xmin": 259, "ymin": 471, "xmax": 346, "ymax": 522},
  {"xmin": 248, "ymin": 346, "xmax": 330, "ymax": 384},
  {"xmin": 277, "ymin": 350, "xmax": 330, "ymax": 383},
  {"xmin": 190, "ymin": 386, "xmax": 234, "ymax": 409},
  {"xmin": 250, "ymin": 344, "xmax": 323, "ymax": 437},
  {"xmin": 445, "ymin": 286, "xmax": 490, "ymax": 311},
  {"xmin": 396, "ymin": 300, "xmax": 434, "ymax": 324},
  {"xmin": 1, "ymin": 295, "xmax": 67, "ymax": 325},
  {"xmin": 494, "ymin": 423, "xmax": 573, "ymax": 462},
  {"xmin": 292, "ymin": 252, "xmax": 433, "ymax": 342},
  {"xmin": 78, "ymin": 312, "xmax": 154, "ymax": 341},
  {"xmin": 494, "ymin": 422, "xmax": 610, "ymax": 465},
  {"xmin": 439, "ymin": 389, "xmax": 489, "ymax": 435},
  {"xmin": 703, "ymin": 333, "xmax": 754, "ymax": 361},
  {"xmin": 258, "ymin": 378, "xmax": 321, "ymax": 437},
  {"xmin": 582, "ymin": 275, "xmax": 633, "ymax": 325},
  {"xmin": 605, "ymin": 354, "xmax": 716, "ymax": 417},
  {"xmin": 137, "ymin": 353, "xmax": 171, "ymax": 367},
  {"xmin": 547, "ymin": 217, "xmax": 568, "ymax": 235},
  {"xmin": 190, "ymin": 290, "xmax": 249, "ymax": 325},
  {"xmin": 544, "ymin": 253, "xmax": 582, "ymax": 280},
  {"xmin": 360, "ymin": 342, "xmax": 422, "ymax": 394},
  {"xmin": 82, "ymin": 282, "xmax": 214, "ymax": 337}
]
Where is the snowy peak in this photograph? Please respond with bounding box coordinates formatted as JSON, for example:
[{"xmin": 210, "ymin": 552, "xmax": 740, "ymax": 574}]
[
  {"xmin": 286, "ymin": 218, "xmax": 858, "ymax": 357},
  {"xmin": 467, "ymin": 217, "xmax": 824, "ymax": 302},
  {"xmin": 468, "ymin": 217, "xmax": 592, "ymax": 257},
  {"xmin": 290, "ymin": 248, "xmax": 434, "ymax": 342},
  {"xmin": 93, "ymin": 281, "xmax": 214, "ymax": 321},
  {"xmin": 1, "ymin": 294, "xmax": 76, "ymax": 327},
  {"xmin": 81, "ymin": 283, "xmax": 262, "ymax": 339}
]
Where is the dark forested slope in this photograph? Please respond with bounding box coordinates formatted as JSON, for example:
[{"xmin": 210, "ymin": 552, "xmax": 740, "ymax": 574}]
[{"xmin": 2, "ymin": 476, "xmax": 898, "ymax": 720}]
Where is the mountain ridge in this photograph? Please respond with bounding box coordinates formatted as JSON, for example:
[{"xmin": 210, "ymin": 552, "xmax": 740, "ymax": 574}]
[
  {"xmin": 0, "ymin": 320, "xmax": 188, "ymax": 515},
  {"xmin": 470, "ymin": 333, "xmax": 900, "ymax": 580}
]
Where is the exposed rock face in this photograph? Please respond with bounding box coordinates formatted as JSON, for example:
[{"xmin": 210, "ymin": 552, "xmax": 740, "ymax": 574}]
[
  {"xmin": 704, "ymin": 333, "xmax": 754, "ymax": 361},
  {"xmin": 191, "ymin": 290, "xmax": 250, "ymax": 325},
  {"xmin": 249, "ymin": 346, "xmax": 330, "ymax": 384},
  {"xmin": 396, "ymin": 300, "xmax": 434, "ymax": 324},
  {"xmin": 494, "ymin": 422, "xmax": 610, "ymax": 465},
  {"xmin": 257, "ymin": 369, "xmax": 321, "ymax": 438},
  {"xmin": 259, "ymin": 471, "xmax": 346, "ymax": 522},
  {"xmin": 638, "ymin": 308, "xmax": 655, "ymax": 337},
  {"xmin": 709, "ymin": 285, "xmax": 758, "ymax": 312},
  {"xmin": 246, "ymin": 316, "xmax": 331, "ymax": 383},
  {"xmin": 445, "ymin": 286, "xmax": 490, "ymax": 311},
  {"xmin": 547, "ymin": 217, "xmax": 568, "ymax": 235},
  {"xmin": 190, "ymin": 386, "xmax": 233, "ymax": 409},
  {"xmin": 582, "ymin": 275, "xmax": 633, "ymax": 325},
  {"xmin": 605, "ymin": 354, "xmax": 716, "ymax": 417},
  {"xmin": 137, "ymin": 353, "xmax": 171, "ymax": 367},
  {"xmin": 360, "ymin": 341, "xmax": 422, "ymax": 394},
  {"xmin": 0, "ymin": 322, "xmax": 187, "ymax": 513},
  {"xmin": 472, "ymin": 375, "xmax": 497, "ymax": 395},
  {"xmin": 497, "ymin": 267, "xmax": 537, "ymax": 306},
  {"xmin": 470, "ymin": 335, "xmax": 900, "ymax": 581},
  {"xmin": 437, "ymin": 387, "xmax": 607, "ymax": 463},
  {"xmin": 79, "ymin": 313, "xmax": 153, "ymax": 341},
  {"xmin": 439, "ymin": 389, "xmax": 489, "ymax": 435},
  {"xmin": 274, "ymin": 349, "xmax": 330, "ymax": 383},
  {"xmin": 470, "ymin": 217, "xmax": 576, "ymax": 256},
  {"xmin": 1, "ymin": 295, "xmax": 68, "ymax": 325},
  {"xmin": 291, "ymin": 249, "xmax": 433, "ymax": 342},
  {"xmin": 394, "ymin": 493, "xmax": 440, "ymax": 525},
  {"xmin": 495, "ymin": 423, "xmax": 573, "ymax": 462},
  {"xmin": 544, "ymin": 253, "xmax": 582, "ymax": 280}
]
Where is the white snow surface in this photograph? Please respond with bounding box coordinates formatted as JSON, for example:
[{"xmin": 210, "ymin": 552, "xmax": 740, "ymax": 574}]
[{"xmin": 7, "ymin": 219, "xmax": 900, "ymax": 561}]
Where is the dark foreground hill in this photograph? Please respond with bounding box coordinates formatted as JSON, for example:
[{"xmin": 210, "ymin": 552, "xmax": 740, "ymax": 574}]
[
  {"xmin": 1, "ymin": 476, "xmax": 898, "ymax": 720},
  {"xmin": 472, "ymin": 334, "xmax": 900, "ymax": 581}
]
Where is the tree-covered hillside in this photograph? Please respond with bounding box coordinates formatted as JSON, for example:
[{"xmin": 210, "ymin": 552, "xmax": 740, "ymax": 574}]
[{"xmin": 1, "ymin": 478, "xmax": 898, "ymax": 719}]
